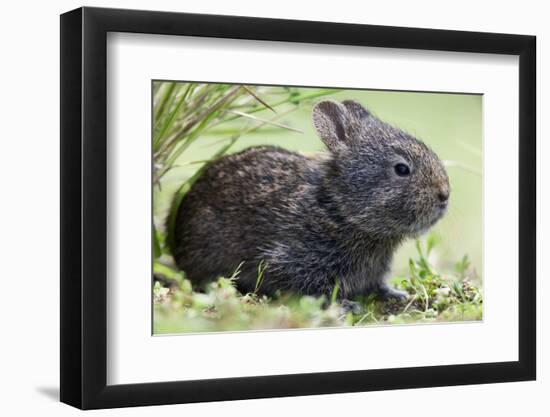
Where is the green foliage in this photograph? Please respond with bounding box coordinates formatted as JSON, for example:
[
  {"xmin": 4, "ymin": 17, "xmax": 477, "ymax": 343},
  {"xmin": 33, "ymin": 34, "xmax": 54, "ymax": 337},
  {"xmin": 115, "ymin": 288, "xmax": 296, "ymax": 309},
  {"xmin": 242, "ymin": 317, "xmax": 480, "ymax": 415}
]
[
  {"xmin": 153, "ymin": 236, "xmax": 482, "ymax": 334},
  {"xmin": 379, "ymin": 240, "xmax": 482, "ymax": 325}
]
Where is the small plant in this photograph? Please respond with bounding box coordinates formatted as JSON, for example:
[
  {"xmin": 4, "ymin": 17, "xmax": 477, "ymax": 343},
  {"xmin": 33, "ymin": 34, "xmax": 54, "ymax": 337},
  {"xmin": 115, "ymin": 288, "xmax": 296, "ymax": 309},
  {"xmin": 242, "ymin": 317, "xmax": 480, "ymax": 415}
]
[{"xmin": 355, "ymin": 236, "xmax": 483, "ymax": 325}]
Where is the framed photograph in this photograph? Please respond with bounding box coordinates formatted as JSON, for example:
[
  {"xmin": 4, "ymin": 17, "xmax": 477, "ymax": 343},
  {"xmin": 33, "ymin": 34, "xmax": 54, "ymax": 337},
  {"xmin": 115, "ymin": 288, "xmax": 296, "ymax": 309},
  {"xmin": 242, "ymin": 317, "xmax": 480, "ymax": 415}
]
[{"xmin": 60, "ymin": 6, "xmax": 536, "ymax": 409}]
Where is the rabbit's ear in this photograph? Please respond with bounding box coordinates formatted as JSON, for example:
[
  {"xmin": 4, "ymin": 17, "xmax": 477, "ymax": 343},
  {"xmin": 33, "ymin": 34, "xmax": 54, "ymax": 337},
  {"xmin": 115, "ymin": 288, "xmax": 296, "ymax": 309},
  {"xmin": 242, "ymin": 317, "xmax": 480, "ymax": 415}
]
[
  {"xmin": 342, "ymin": 100, "xmax": 371, "ymax": 120},
  {"xmin": 312, "ymin": 100, "xmax": 349, "ymax": 152}
]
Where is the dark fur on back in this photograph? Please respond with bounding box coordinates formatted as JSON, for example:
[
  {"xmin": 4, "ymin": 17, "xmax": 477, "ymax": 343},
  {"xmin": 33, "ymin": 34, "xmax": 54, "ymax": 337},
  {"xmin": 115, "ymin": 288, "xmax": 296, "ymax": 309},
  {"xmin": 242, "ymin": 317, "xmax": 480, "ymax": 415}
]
[{"xmin": 173, "ymin": 100, "xmax": 449, "ymax": 300}]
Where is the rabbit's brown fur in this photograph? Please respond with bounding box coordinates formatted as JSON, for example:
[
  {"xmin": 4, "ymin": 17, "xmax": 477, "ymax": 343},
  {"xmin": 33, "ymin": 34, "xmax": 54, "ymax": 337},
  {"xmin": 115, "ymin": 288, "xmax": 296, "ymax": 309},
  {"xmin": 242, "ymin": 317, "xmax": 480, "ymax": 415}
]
[{"xmin": 173, "ymin": 100, "xmax": 449, "ymax": 302}]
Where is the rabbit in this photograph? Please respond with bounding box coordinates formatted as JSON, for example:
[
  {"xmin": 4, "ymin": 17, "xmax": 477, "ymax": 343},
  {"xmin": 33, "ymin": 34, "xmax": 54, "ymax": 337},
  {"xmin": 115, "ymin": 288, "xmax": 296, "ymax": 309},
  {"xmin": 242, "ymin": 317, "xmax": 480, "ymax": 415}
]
[{"xmin": 172, "ymin": 99, "xmax": 450, "ymax": 307}]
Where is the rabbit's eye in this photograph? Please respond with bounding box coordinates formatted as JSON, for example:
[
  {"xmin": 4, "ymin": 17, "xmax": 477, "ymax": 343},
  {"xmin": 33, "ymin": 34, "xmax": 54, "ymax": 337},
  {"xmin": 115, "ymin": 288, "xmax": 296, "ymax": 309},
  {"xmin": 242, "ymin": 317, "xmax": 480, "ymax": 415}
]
[{"xmin": 394, "ymin": 163, "xmax": 411, "ymax": 177}]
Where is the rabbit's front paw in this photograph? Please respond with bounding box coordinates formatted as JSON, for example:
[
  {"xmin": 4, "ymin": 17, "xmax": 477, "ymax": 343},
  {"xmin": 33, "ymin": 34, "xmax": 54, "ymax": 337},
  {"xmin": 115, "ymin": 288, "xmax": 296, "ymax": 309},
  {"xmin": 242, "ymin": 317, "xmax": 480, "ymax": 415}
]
[{"xmin": 377, "ymin": 285, "xmax": 409, "ymax": 302}]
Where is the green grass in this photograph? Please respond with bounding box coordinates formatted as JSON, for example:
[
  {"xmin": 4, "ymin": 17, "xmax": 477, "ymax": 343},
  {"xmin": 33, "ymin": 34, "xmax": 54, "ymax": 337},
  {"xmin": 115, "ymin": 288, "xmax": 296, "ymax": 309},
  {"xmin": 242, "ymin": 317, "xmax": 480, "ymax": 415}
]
[
  {"xmin": 152, "ymin": 81, "xmax": 483, "ymax": 334},
  {"xmin": 153, "ymin": 236, "xmax": 482, "ymax": 334}
]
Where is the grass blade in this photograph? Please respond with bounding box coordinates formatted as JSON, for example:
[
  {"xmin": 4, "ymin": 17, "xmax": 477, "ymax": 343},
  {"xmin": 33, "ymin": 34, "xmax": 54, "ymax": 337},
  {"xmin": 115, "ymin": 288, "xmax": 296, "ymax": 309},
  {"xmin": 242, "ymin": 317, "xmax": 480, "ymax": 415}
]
[
  {"xmin": 226, "ymin": 109, "xmax": 303, "ymax": 133},
  {"xmin": 242, "ymin": 85, "xmax": 276, "ymax": 113}
]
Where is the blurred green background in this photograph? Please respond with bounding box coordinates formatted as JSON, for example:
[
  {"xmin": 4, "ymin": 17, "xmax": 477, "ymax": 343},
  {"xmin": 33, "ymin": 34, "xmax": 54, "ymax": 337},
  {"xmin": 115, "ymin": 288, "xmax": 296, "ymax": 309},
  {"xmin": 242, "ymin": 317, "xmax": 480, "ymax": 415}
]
[{"xmin": 154, "ymin": 85, "xmax": 482, "ymax": 280}]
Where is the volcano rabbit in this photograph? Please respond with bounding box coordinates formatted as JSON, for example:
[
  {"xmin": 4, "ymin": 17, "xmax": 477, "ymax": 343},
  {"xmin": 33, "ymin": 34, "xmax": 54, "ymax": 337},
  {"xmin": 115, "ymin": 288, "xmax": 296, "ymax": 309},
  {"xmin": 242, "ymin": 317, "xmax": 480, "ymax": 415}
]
[{"xmin": 173, "ymin": 100, "xmax": 449, "ymax": 304}]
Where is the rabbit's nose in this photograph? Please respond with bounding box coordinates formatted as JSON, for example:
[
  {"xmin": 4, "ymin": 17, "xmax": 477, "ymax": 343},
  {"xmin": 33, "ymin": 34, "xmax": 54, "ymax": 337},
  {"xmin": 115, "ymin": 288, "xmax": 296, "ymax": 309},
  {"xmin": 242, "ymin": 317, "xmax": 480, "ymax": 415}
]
[{"xmin": 437, "ymin": 189, "xmax": 449, "ymax": 203}]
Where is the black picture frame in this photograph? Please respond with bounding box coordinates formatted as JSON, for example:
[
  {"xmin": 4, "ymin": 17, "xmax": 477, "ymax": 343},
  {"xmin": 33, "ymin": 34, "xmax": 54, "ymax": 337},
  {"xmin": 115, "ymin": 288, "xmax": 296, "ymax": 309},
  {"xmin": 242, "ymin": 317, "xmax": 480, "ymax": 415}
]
[{"xmin": 60, "ymin": 6, "xmax": 536, "ymax": 410}]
